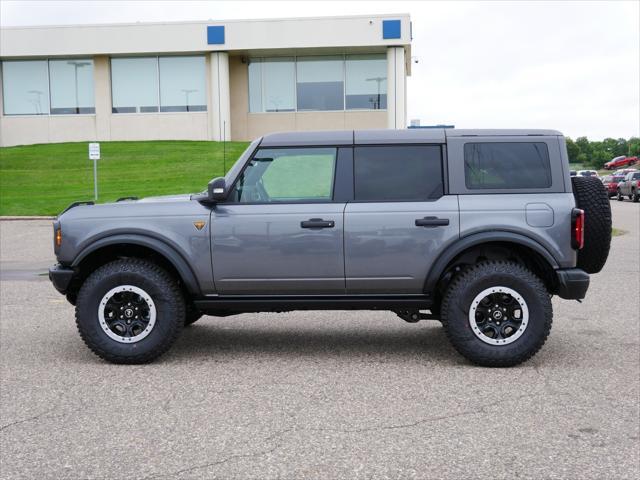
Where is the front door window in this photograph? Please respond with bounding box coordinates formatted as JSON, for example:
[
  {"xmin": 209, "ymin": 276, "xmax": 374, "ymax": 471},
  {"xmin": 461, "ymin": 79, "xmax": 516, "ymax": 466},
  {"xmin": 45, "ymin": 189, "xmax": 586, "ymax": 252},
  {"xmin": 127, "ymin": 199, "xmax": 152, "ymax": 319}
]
[{"xmin": 228, "ymin": 147, "xmax": 337, "ymax": 204}]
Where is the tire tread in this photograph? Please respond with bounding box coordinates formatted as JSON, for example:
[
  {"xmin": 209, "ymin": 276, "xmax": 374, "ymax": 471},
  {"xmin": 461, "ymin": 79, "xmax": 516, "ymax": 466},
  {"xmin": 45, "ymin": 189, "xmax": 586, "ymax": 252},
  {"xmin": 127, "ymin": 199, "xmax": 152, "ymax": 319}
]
[
  {"xmin": 75, "ymin": 258, "xmax": 184, "ymax": 364},
  {"xmin": 441, "ymin": 260, "xmax": 553, "ymax": 367}
]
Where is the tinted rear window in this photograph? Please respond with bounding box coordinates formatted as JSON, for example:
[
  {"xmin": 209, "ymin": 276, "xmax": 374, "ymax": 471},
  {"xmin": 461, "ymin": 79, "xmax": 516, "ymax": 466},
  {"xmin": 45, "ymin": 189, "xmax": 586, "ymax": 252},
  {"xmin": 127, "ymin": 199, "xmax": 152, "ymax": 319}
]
[
  {"xmin": 354, "ymin": 145, "xmax": 443, "ymax": 201},
  {"xmin": 464, "ymin": 142, "xmax": 552, "ymax": 190}
]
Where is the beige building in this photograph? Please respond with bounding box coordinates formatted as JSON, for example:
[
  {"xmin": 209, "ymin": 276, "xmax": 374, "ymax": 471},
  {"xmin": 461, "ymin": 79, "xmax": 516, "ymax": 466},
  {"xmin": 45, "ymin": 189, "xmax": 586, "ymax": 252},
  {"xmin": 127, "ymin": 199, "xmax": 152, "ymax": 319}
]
[{"xmin": 0, "ymin": 14, "xmax": 411, "ymax": 147}]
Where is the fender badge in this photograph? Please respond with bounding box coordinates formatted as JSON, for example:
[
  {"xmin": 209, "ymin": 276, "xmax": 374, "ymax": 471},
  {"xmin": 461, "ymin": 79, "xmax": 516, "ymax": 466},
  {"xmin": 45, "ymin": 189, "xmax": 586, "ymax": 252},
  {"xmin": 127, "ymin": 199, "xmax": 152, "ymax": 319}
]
[{"xmin": 193, "ymin": 221, "xmax": 206, "ymax": 231}]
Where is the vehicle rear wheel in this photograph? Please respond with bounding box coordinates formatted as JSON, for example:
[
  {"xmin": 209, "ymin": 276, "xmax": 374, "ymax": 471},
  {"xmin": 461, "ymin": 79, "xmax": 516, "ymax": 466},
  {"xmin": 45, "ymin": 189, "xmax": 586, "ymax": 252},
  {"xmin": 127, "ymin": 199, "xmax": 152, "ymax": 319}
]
[
  {"xmin": 75, "ymin": 259, "xmax": 185, "ymax": 364},
  {"xmin": 571, "ymin": 176, "xmax": 612, "ymax": 274},
  {"xmin": 441, "ymin": 261, "xmax": 552, "ymax": 367}
]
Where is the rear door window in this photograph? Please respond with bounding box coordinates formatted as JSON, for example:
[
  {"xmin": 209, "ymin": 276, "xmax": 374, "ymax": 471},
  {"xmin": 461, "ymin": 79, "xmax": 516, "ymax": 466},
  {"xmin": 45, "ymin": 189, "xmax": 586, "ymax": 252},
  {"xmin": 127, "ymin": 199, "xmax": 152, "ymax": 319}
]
[
  {"xmin": 354, "ymin": 145, "xmax": 443, "ymax": 201},
  {"xmin": 464, "ymin": 142, "xmax": 552, "ymax": 189}
]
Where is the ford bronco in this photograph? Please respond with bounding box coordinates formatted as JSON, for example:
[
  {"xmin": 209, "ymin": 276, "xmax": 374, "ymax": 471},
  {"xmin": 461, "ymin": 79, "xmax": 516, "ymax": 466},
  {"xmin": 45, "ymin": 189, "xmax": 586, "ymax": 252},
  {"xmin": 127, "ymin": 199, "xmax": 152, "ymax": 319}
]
[{"xmin": 49, "ymin": 129, "xmax": 612, "ymax": 366}]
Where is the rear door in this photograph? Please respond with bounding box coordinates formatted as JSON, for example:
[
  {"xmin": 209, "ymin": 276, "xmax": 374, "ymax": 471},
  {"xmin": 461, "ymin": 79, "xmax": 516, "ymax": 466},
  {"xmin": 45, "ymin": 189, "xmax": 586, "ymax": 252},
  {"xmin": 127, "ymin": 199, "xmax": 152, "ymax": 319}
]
[
  {"xmin": 344, "ymin": 144, "xmax": 460, "ymax": 294},
  {"xmin": 211, "ymin": 146, "xmax": 348, "ymax": 295}
]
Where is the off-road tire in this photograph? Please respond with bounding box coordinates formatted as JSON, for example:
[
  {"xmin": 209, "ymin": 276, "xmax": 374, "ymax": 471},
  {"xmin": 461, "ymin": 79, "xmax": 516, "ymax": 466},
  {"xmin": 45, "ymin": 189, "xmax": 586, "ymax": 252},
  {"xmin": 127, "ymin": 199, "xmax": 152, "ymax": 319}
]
[
  {"xmin": 441, "ymin": 261, "xmax": 553, "ymax": 367},
  {"xmin": 571, "ymin": 176, "xmax": 612, "ymax": 274},
  {"xmin": 75, "ymin": 259, "xmax": 185, "ymax": 364},
  {"xmin": 184, "ymin": 305, "xmax": 203, "ymax": 326}
]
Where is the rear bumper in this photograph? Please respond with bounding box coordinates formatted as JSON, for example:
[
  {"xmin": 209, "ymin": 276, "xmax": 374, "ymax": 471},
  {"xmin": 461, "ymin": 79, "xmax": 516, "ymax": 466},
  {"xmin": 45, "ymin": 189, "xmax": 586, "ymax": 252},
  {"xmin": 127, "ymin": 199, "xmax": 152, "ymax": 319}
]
[
  {"xmin": 555, "ymin": 268, "xmax": 590, "ymax": 300},
  {"xmin": 48, "ymin": 264, "xmax": 75, "ymax": 294}
]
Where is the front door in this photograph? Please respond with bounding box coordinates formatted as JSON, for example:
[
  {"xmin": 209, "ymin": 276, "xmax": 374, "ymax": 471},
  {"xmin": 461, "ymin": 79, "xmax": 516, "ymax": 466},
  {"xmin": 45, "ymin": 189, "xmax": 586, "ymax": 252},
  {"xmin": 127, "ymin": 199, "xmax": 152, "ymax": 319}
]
[
  {"xmin": 211, "ymin": 146, "xmax": 346, "ymax": 295},
  {"xmin": 344, "ymin": 144, "xmax": 460, "ymax": 294}
]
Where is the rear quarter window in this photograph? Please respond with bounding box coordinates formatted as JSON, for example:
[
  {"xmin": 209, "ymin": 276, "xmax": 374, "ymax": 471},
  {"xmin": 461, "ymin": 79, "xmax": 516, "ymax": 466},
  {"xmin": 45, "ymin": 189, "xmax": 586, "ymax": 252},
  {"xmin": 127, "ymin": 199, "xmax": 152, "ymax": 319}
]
[{"xmin": 464, "ymin": 142, "xmax": 552, "ymax": 190}]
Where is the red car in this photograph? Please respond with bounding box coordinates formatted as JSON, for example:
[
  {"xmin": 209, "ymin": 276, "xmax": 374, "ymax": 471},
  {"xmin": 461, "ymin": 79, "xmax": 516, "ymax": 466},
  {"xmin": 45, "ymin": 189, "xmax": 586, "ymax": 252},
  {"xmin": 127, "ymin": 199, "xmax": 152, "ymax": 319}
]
[
  {"xmin": 602, "ymin": 175, "xmax": 626, "ymax": 197},
  {"xmin": 604, "ymin": 156, "xmax": 638, "ymax": 170}
]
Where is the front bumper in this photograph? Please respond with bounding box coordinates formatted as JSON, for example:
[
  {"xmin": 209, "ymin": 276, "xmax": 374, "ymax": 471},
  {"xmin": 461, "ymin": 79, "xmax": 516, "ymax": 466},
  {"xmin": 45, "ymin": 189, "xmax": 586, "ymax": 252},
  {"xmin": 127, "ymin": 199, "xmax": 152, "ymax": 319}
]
[
  {"xmin": 555, "ymin": 268, "xmax": 590, "ymax": 300},
  {"xmin": 48, "ymin": 264, "xmax": 75, "ymax": 294}
]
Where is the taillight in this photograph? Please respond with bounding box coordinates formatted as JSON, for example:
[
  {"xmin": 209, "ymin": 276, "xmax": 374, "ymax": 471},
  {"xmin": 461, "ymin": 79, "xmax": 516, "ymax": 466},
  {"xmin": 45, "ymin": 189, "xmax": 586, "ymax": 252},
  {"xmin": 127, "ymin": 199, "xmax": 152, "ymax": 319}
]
[{"xmin": 571, "ymin": 208, "xmax": 584, "ymax": 250}]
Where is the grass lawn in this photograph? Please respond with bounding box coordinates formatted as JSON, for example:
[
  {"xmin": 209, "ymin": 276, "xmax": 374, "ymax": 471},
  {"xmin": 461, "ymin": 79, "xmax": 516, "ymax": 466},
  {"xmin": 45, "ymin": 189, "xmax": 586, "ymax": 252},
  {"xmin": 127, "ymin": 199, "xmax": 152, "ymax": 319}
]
[{"xmin": 0, "ymin": 141, "xmax": 249, "ymax": 216}]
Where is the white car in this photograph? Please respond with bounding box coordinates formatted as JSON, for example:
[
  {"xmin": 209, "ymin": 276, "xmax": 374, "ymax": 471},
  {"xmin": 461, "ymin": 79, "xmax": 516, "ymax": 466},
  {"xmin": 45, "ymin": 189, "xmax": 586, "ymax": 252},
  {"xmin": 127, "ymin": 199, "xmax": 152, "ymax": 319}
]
[{"xmin": 577, "ymin": 170, "xmax": 599, "ymax": 178}]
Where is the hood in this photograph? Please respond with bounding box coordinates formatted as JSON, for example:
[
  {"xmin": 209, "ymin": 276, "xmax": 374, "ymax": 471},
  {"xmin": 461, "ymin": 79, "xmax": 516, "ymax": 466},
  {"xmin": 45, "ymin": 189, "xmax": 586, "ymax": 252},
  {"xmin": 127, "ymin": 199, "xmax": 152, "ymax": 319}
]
[{"xmin": 135, "ymin": 193, "xmax": 195, "ymax": 203}]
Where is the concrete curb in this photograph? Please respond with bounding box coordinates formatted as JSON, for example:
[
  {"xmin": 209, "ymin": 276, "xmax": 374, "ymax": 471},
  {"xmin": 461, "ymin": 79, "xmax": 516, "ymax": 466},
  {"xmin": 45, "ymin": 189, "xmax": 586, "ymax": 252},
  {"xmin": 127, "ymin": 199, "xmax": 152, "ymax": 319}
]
[{"xmin": 0, "ymin": 216, "xmax": 54, "ymax": 221}]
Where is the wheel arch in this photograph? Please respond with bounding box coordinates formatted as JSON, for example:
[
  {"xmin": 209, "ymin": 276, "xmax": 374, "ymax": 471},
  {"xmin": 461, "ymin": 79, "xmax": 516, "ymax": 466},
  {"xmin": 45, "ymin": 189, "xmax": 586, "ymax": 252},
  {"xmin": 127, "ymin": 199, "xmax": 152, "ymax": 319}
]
[
  {"xmin": 70, "ymin": 235, "xmax": 201, "ymax": 298},
  {"xmin": 424, "ymin": 232, "xmax": 560, "ymax": 296}
]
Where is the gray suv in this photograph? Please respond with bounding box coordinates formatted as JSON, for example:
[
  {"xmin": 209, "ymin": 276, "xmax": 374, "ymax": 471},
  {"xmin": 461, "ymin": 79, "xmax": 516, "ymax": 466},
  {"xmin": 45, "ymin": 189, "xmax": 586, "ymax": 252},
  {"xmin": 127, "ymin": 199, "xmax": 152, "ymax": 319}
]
[{"xmin": 49, "ymin": 129, "xmax": 612, "ymax": 366}]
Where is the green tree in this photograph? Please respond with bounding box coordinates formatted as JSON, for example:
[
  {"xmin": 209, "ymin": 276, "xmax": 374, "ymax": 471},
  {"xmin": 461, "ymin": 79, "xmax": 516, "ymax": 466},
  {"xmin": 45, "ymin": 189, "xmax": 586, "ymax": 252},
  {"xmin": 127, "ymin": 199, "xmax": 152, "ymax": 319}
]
[
  {"xmin": 575, "ymin": 137, "xmax": 591, "ymax": 159},
  {"xmin": 628, "ymin": 137, "xmax": 640, "ymax": 157},
  {"xmin": 566, "ymin": 138, "xmax": 580, "ymax": 163},
  {"xmin": 577, "ymin": 152, "xmax": 588, "ymax": 165}
]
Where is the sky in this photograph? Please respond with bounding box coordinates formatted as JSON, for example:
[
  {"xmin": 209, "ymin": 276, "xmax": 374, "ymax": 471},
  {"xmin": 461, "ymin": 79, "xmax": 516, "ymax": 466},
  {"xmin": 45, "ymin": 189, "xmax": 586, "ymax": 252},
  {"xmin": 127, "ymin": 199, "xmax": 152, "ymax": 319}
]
[{"xmin": 1, "ymin": 0, "xmax": 638, "ymax": 140}]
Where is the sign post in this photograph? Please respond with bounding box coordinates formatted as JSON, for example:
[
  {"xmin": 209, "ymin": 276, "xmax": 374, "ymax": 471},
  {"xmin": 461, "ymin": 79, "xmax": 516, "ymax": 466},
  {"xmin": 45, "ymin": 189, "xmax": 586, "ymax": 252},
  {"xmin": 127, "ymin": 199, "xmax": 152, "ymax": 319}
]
[{"xmin": 89, "ymin": 143, "xmax": 100, "ymax": 200}]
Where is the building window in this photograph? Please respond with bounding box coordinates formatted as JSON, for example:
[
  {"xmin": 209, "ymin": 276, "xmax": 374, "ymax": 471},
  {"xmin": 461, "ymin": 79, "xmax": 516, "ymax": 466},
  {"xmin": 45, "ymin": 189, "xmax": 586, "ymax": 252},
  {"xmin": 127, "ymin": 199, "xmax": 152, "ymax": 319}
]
[
  {"xmin": 248, "ymin": 57, "xmax": 295, "ymax": 113},
  {"xmin": 111, "ymin": 57, "xmax": 159, "ymax": 113},
  {"xmin": 1, "ymin": 59, "xmax": 95, "ymax": 115},
  {"xmin": 2, "ymin": 60, "xmax": 50, "ymax": 115},
  {"xmin": 463, "ymin": 142, "xmax": 552, "ymax": 189},
  {"xmin": 345, "ymin": 54, "xmax": 387, "ymax": 110},
  {"xmin": 111, "ymin": 56, "xmax": 207, "ymax": 114},
  {"xmin": 296, "ymin": 56, "xmax": 344, "ymax": 111},
  {"xmin": 159, "ymin": 56, "xmax": 206, "ymax": 112},
  {"xmin": 49, "ymin": 59, "xmax": 95, "ymax": 114},
  {"xmin": 248, "ymin": 54, "xmax": 387, "ymax": 113}
]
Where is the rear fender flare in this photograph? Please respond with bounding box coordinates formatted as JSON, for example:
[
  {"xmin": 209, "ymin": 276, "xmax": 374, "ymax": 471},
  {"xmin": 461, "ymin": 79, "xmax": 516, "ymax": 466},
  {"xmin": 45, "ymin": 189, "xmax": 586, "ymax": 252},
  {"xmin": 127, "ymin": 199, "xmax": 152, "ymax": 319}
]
[{"xmin": 424, "ymin": 232, "xmax": 560, "ymax": 293}]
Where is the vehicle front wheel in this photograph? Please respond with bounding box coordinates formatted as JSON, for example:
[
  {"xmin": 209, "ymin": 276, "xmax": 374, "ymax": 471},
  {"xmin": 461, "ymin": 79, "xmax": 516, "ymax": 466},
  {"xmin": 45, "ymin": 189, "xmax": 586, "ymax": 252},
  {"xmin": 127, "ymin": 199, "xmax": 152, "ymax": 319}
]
[
  {"xmin": 617, "ymin": 190, "xmax": 624, "ymax": 201},
  {"xmin": 75, "ymin": 259, "xmax": 185, "ymax": 364},
  {"xmin": 184, "ymin": 304, "xmax": 203, "ymax": 326},
  {"xmin": 633, "ymin": 190, "xmax": 639, "ymax": 203},
  {"xmin": 441, "ymin": 261, "xmax": 552, "ymax": 367}
]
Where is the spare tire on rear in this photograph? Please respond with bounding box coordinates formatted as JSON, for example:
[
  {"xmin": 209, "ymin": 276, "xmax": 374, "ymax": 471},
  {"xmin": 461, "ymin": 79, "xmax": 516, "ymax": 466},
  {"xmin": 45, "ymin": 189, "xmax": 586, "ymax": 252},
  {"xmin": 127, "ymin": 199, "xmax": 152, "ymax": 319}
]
[{"xmin": 571, "ymin": 176, "xmax": 611, "ymax": 274}]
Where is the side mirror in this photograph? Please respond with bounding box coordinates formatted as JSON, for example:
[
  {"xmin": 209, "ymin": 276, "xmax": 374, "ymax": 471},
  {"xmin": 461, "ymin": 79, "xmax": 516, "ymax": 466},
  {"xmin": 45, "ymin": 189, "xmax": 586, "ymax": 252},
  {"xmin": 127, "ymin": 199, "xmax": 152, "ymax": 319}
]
[{"xmin": 208, "ymin": 177, "xmax": 227, "ymax": 202}]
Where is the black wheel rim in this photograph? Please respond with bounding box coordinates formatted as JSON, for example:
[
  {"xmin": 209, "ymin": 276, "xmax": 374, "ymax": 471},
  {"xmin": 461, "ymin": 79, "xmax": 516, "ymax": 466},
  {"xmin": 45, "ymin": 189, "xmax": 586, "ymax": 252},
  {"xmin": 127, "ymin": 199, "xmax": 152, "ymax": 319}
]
[{"xmin": 468, "ymin": 286, "xmax": 529, "ymax": 345}]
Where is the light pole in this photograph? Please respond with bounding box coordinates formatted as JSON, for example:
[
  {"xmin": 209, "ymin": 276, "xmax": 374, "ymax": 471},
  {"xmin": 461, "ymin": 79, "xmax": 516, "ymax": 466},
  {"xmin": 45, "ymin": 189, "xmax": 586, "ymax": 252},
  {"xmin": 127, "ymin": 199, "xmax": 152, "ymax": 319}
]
[
  {"xmin": 27, "ymin": 90, "xmax": 44, "ymax": 114},
  {"xmin": 67, "ymin": 61, "xmax": 91, "ymax": 113},
  {"xmin": 365, "ymin": 76, "xmax": 386, "ymax": 109},
  {"xmin": 181, "ymin": 89, "xmax": 197, "ymax": 112}
]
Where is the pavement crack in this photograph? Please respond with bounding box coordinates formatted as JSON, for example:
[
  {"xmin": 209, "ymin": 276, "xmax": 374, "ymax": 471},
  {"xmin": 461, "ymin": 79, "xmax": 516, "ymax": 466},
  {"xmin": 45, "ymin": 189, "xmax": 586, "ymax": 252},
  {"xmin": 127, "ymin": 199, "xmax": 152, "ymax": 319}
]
[
  {"xmin": 138, "ymin": 427, "xmax": 294, "ymax": 480},
  {"xmin": 307, "ymin": 392, "xmax": 543, "ymax": 434},
  {"xmin": 0, "ymin": 405, "xmax": 58, "ymax": 433}
]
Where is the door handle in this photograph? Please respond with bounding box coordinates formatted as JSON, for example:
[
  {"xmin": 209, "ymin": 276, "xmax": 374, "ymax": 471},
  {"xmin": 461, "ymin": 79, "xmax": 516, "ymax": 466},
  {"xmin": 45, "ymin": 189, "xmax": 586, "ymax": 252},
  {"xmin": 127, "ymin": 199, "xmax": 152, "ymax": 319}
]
[
  {"xmin": 301, "ymin": 218, "xmax": 335, "ymax": 229},
  {"xmin": 415, "ymin": 216, "xmax": 450, "ymax": 227}
]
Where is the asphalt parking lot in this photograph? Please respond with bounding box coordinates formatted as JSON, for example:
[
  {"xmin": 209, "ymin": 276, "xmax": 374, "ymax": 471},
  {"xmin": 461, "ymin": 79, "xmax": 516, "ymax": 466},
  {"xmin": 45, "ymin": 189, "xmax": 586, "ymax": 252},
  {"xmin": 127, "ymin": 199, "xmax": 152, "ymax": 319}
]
[{"xmin": 1, "ymin": 201, "xmax": 638, "ymax": 480}]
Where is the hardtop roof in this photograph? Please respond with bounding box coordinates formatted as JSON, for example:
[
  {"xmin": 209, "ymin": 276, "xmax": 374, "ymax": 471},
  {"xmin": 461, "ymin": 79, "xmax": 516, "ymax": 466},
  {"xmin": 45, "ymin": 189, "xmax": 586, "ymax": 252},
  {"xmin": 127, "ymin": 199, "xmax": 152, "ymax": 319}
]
[{"xmin": 259, "ymin": 128, "xmax": 563, "ymax": 146}]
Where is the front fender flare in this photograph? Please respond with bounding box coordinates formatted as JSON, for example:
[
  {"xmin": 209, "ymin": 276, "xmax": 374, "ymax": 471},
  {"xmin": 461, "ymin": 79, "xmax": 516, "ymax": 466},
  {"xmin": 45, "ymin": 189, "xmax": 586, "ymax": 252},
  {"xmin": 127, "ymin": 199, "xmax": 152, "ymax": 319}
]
[
  {"xmin": 71, "ymin": 234, "xmax": 201, "ymax": 295},
  {"xmin": 424, "ymin": 231, "xmax": 560, "ymax": 294}
]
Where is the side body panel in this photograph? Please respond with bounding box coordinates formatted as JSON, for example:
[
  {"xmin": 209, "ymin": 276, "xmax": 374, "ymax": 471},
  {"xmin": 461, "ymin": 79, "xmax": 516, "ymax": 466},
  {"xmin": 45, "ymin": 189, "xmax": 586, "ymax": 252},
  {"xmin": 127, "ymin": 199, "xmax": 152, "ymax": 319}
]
[
  {"xmin": 211, "ymin": 203, "xmax": 346, "ymax": 294},
  {"xmin": 344, "ymin": 196, "xmax": 460, "ymax": 293},
  {"xmin": 58, "ymin": 198, "xmax": 216, "ymax": 293},
  {"xmin": 457, "ymin": 194, "xmax": 576, "ymax": 268},
  {"xmin": 446, "ymin": 135, "xmax": 577, "ymax": 268}
]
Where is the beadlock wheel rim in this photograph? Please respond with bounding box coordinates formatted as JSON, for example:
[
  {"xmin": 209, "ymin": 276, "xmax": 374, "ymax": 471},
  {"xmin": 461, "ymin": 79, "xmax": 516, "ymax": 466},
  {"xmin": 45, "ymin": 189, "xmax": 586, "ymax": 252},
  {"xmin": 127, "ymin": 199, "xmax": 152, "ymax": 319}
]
[
  {"xmin": 468, "ymin": 286, "xmax": 529, "ymax": 346},
  {"xmin": 98, "ymin": 285, "xmax": 156, "ymax": 344}
]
